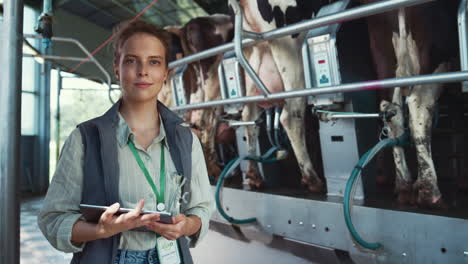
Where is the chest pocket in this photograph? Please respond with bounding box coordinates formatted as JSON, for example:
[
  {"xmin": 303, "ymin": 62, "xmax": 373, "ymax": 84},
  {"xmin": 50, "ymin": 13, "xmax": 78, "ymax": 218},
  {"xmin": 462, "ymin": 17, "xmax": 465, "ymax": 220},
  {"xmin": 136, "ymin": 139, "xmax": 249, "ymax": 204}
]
[{"xmin": 166, "ymin": 172, "xmax": 184, "ymax": 215}]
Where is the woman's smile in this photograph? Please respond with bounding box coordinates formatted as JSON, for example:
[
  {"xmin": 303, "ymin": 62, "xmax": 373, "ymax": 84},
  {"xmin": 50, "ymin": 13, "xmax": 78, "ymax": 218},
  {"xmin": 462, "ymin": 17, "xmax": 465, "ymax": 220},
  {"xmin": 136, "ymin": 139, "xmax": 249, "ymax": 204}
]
[{"xmin": 134, "ymin": 81, "xmax": 153, "ymax": 89}]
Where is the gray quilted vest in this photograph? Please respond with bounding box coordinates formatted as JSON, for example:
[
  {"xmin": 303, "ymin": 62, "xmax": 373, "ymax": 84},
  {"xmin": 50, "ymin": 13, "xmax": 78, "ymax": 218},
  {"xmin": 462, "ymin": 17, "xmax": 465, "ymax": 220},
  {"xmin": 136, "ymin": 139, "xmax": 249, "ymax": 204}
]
[{"xmin": 71, "ymin": 100, "xmax": 193, "ymax": 264}]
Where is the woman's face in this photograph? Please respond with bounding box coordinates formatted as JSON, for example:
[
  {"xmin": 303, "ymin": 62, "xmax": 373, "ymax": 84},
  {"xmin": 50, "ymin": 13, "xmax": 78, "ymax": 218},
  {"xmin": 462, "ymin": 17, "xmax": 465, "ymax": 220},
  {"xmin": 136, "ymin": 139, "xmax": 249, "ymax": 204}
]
[{"xmin": 115, "ymin": 33, "xmax": 168, "ymax": 103}]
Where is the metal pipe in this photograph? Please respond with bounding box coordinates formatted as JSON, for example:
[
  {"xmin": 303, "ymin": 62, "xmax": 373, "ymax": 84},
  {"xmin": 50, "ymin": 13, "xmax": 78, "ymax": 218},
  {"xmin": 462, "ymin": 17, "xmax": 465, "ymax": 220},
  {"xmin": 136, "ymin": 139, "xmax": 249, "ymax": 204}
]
[
  {"xmin": 43, "ymin": 0, "xmax": 53, "ymax": 15},
  {"xmin": 169, "ymin": 0, "xmax": 433, "ymax": 69},
  {"xmin": 169, "ymin": 39, "xmax": 255, "ymax": 69},
  {"xmin": 458, "ymin": 0, "xmax": 468, "ymax": 91},
  {"xmin": 23, "ymin": 54, "xmax": 90, "ymax": 62},
  {"xmin": 228, "ymin": 120, "xmax": 257, "ymax": 127},
  {"xmin": 0, "ymin": 1, "xmax": 23, "ymax": 263},
  {"xmin": 230, "ymin": 0, "xmax": 270, "ymax": 96},
  {"xmin": 330, "ymin": 113, "xmax": 380, "ymax": 119},
  {"xmin": 56, "ymin": 68, "xmax": 61, "ymax": 165},
  {"xmin": 23, "ymin": 34, "xmax": 112, "ymax": 100},
  {"xmin": 243, "ymin": 31, "xmax": 263, "ymax": 40},
  {"xmin": 265, "ymin": 109, "xmax": 276, "ymax": 148},
  {"xmin": 172, "ymin": 70, "xmax": 468, "ymax": 111},
  {"xmin": 274, "ymin": 106, "xmax": 282, "ymax": 149}
]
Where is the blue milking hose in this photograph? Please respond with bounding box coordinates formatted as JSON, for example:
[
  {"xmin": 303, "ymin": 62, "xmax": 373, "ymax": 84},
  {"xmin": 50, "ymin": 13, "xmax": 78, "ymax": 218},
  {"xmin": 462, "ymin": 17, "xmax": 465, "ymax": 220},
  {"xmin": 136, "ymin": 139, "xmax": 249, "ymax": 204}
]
[
  {"xmin": 343, "ymin": 133, "xmax": 409, "ymax": 250},
  {"xmin": 215, "ymin": 146, "xmax": 278, "ymax": 224}
]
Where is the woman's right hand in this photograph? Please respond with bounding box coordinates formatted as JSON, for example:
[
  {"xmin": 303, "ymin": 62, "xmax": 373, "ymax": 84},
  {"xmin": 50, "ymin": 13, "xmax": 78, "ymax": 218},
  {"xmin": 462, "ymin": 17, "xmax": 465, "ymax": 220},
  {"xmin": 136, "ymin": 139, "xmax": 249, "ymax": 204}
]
[{"xmin": 96, "ymin": 199, "xmax": 160, "ymax": 238}]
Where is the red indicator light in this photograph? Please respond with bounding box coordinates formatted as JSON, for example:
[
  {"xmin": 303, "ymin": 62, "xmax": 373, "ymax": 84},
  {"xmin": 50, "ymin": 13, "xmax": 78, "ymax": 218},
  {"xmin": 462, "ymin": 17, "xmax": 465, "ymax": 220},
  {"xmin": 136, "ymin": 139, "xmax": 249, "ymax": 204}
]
[
  {"xmin": 229, "ymin": 77, "xmax": 234, "ymax": 80},
  {"xmin": 318, "ymin": 60, "xmax": 326, "ymax": 64}
]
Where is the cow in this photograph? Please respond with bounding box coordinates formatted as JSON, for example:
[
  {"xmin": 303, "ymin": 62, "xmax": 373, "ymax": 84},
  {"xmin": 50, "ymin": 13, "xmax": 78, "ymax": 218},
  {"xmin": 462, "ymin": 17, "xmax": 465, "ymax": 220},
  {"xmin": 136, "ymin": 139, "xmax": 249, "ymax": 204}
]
[
  {"xmin": 159, "ymin": 14, "xmax": 235, "ymax": 180},
  {"xmin": 234, "ymin": 0, "xmax": 330, "ymax": 192},
  {"xmin": 361, "ymin": 0, "xmax": 459, "ymax": 208}
]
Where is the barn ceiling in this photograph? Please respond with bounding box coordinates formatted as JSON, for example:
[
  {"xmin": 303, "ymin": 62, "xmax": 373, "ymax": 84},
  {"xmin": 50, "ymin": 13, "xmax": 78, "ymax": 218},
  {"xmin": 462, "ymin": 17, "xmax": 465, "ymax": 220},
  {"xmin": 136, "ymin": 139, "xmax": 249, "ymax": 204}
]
[
  {"xmin": 10, "ymin": 0, "xmax": 230, "ymax": 83},
  {"xmin": 19, "ymin": 0, "xmax": 230, "ymax": 29}
]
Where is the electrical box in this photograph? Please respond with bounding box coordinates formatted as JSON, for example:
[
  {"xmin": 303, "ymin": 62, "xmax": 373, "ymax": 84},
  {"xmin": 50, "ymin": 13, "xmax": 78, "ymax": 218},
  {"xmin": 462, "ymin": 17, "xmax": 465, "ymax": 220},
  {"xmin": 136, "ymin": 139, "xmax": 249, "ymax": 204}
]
[
  {"xmin": 302, "ymin": 0, "xmax": 350, "ymax": 105},
  {"xmin": 218, "ymin": 51, "xmax": 244, "ymax": 114}
]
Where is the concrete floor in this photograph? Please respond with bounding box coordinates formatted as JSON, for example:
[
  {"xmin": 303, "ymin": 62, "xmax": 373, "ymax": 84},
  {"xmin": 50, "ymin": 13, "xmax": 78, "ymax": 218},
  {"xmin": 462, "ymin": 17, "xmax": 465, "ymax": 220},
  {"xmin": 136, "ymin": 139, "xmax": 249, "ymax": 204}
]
[{"xmin": 20, "ymin": 196, "xmax": 313, "ymax": 264}]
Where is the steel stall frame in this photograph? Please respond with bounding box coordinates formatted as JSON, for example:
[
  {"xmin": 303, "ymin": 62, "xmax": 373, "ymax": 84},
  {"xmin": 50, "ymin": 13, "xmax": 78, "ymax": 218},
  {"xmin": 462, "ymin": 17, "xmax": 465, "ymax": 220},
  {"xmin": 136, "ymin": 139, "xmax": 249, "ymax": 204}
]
[
  {"xmin": 164, "ymin": 0, "xmax": 468, "ymax": 263},
  {"xmin": 23, "ymin": 34, "xmax": 116, "ymax": 103},
  {"xmin": 172, "ymin": 71, "xmax": 468, "ymax": 111},
  {"xmin": 168, "ymin": 0, "xmax": 434, "ymax": 70},
  {"xmin": 0, "ymin": 1, "xmax": 24, "ymax": 264},
  {"xmin": 211, "ymin": 187, "xmax": 468, "ymax": 264}
]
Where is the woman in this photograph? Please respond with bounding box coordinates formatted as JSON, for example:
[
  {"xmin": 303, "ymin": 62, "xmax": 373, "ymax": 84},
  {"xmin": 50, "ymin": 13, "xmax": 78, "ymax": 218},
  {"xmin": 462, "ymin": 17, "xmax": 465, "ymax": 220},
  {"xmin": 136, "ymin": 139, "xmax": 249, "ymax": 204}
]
[{"xmin": 38, "ymin": 20, "xmax": 214, "ymax": 264}]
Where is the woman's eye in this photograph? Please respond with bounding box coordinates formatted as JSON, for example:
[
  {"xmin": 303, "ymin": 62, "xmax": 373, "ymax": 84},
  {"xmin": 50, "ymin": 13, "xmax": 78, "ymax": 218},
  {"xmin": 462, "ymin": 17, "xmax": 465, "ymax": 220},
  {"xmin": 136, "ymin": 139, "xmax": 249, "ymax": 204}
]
[{"xmin": 124, "ymin": 58, "xmax": 135, "ymax": 64}]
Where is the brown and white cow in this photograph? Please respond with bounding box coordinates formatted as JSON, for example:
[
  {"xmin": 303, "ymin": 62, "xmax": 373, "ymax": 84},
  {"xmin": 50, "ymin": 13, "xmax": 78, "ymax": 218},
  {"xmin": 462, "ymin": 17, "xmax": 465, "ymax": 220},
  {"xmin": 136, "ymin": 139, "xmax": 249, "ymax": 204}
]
[
  {"xmin": 235, "ymin": 0, "xmax": 330, "ymax": 192},
  {"xmin": 159, "ymin": 14, "xmax": 234, "ymax": 180},
  {"xmin": 361, "ymin": 0, "xmax": 459, "ymax": 208}
]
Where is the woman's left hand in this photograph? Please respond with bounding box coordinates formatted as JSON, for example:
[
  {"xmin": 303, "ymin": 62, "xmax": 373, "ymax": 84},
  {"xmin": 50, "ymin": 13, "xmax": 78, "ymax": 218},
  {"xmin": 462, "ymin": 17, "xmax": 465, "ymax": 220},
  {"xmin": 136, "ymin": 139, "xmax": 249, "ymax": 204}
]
[{"xmin": 145, "ymin": 214, "xmax": 201, "ymax": 240}]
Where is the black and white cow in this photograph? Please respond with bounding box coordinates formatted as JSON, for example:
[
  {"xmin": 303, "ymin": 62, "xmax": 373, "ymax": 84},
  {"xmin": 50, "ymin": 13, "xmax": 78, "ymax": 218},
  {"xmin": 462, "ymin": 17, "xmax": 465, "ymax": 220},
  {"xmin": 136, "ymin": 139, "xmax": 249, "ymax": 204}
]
[{"xmin": 235, "ymin": 0, "xmax": 330, "ymax": 191}]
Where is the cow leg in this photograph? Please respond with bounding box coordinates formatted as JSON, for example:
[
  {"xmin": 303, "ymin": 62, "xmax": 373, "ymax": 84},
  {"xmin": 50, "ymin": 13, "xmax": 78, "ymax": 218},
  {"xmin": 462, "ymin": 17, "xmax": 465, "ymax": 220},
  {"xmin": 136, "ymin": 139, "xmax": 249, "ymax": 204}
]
[
  {"xmin": 242, "ymin": 103, "xmax": 264, "ymax": 188},
  {"xmin": 241, "ymin": 45, "xmax": 267, "ymax": 189},
  {"xmin": 269, "ymin": 38, "xmax": 323, "ymax": 192},
  {"xmin": 200, "ymin": 108, "xmax": 222, "ymax": 180},
  {"xmin": 388, "ymin": 14, "xmax": 421, "ymax": 205},
  {"xmin": 380, "ymin": 88, "xmax": 414, "ymax": 205},
  {"xmin": 409, "ymin": 63, "xmax": 447, "ymax": 208}
]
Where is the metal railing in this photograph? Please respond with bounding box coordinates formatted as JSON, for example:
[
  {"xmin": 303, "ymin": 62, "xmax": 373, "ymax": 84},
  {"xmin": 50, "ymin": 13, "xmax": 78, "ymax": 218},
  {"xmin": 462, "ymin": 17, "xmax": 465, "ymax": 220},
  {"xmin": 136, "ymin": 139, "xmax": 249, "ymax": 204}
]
[
  {"xmin": 23, "ymin": 34, "xmax": 114, "ymax": 102},
  {"xmin": 458, "ymin": 0, "xmax": 468, "ymax": 92},
  {"xmin": 172, "ymin": 70, "xmax": 468, "ymax": 111},
  {"xmin": 230, "ymin": 0, "xmax": 270, "ymax": 96},
  {"xmin": 168, "ymin": 0, "xmax": 433, "ymax": 69},
  {"xmin": 167, "ymin": 0, "xmax": 468, "ymax": 113}
]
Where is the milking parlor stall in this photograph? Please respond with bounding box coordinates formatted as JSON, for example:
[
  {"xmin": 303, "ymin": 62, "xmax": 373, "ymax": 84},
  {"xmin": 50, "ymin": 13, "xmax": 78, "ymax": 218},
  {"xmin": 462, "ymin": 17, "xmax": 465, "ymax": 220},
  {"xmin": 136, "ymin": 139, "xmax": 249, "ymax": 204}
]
[
  {"xmin": 2, "ymin": 0, "xmax": 468, "ymax": 263},
  {"xmin": 165, "ymin": 0, "xmax": 468, "ymax": 263}
]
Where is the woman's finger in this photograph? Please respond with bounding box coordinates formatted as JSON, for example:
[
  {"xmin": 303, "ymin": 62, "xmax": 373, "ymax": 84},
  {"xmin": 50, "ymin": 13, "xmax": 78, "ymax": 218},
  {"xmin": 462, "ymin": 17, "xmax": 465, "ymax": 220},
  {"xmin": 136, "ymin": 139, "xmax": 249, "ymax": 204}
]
[
  {"xmin": 140, "ymin": 213, "xmax": 160, "ymax": 223},
  {"xmin": 101, "ymin": 202, "xmax": 120, "ymax": 222},
  {"xmin": 127, "ymin": 200, "xmax": 145, "ymax": 218}
]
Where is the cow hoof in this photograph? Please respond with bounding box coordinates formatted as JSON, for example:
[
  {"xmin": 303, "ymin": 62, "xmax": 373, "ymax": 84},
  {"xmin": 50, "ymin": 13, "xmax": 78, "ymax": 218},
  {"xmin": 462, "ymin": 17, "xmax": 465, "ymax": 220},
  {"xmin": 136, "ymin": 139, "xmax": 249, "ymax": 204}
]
[
  {"xmin": 245, "ymin": 171, "xmax": 264, "ymax": 190},
  {"xmin": 301, "ymin": 177, "xmax": 325, "ymax": 193},
  {"xmin": 396, "ymin": 189, "xmax": 416, "ymax": 207},
  {"xmin": 414, "ymin": 179, "xmax": 446, "ymax": 209},
  {"xmin": 395, "ymin": 182, "xmax": 415, "ymax": 206},
  {"xmin": 245, "ymin": 178, "xmax": 265, "ymax": 190},
  {"xmin": 416, "ymin": 190, "xmax": 447, "ymax": 210}
]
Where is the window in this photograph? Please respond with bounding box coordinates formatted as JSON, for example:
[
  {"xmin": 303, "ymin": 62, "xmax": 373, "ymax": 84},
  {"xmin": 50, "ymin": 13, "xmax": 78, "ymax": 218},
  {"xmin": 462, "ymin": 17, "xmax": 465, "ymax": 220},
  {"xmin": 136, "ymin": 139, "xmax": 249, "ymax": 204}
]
[{"xmin": 21, "ymin": 5, "xmax": 39, "ymax": 135}]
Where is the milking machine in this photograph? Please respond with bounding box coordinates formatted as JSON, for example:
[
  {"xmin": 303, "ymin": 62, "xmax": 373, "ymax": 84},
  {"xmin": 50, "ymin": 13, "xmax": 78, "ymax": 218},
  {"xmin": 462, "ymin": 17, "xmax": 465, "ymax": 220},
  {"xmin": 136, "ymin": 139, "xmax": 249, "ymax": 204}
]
[
  {"xmin": 302, "ymin": 0, "xmax": 380, "ymax": 200},
  {"xmin": 301, "ymin": 0, "xmax": 399, "ymax": 249},
  {"xmin": 218, "ymin": 51, "xmax": 290, "ymax": 187}
]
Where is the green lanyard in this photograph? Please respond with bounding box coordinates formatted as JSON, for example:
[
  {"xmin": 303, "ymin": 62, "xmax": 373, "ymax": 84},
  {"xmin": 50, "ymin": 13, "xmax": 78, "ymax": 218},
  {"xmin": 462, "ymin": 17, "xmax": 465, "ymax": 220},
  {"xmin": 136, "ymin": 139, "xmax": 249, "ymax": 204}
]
[{"xmin": 128, "ymin": 140, "xmax": 165, "ymax": 206}]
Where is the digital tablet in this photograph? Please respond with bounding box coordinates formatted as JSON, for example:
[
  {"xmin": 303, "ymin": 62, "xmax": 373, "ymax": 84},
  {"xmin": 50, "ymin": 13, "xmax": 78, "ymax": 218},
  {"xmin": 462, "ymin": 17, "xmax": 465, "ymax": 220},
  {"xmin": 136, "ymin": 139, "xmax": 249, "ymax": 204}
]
[{"xmin": 79, "ymin": 204, "xmax": 173, "ymax": 224}]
